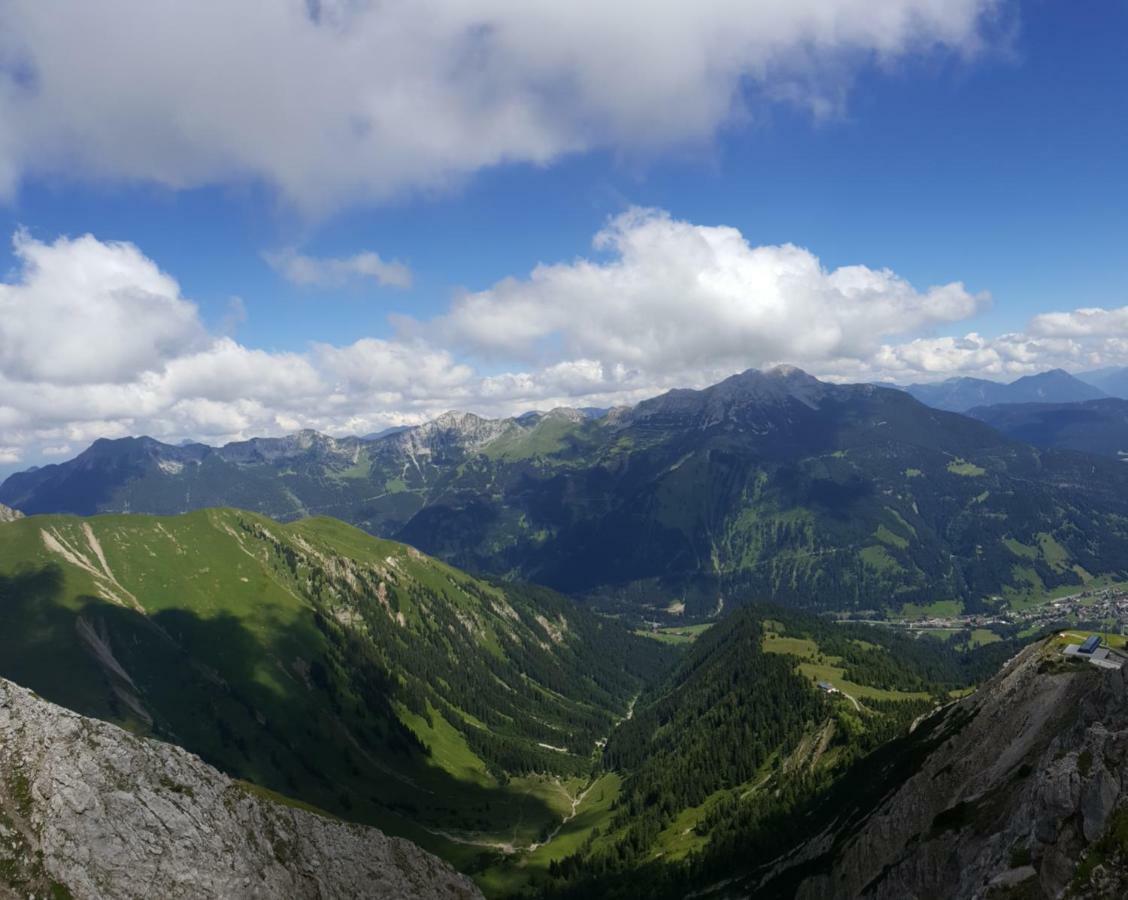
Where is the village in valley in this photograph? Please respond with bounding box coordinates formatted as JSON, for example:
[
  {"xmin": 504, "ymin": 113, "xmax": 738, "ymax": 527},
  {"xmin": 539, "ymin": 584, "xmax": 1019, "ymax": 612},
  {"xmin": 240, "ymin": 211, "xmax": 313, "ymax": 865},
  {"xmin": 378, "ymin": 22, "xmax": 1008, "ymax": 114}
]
[
  {"xmin": 900, "ymin": 585, "xmax": 1128, "ymax": 634},
  {"xmin": 866, "ymin": 583, "xmax": 1128, "ymax": 669},
  {"xmin": 645, "ymin": 584, "xmax": 1128, "ymax": 654}
]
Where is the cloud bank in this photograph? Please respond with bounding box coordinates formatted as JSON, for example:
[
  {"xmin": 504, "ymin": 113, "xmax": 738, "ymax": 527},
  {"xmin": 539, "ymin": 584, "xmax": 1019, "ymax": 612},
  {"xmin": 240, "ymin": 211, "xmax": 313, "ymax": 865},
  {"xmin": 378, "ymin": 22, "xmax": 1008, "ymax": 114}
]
[
  {"xmin": 0, "ymin": 0, "xmax": 999, "ymax": 211},
  {"xmin": 3, "ymin": 209, "xmax": 1127, "ymax": 470}
]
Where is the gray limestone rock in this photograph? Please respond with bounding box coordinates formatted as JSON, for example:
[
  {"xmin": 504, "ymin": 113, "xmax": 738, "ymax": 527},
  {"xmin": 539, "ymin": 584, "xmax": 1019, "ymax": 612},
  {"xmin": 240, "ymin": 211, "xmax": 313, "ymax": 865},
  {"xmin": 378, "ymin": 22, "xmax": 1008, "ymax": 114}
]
[
  {"xmin": 0, "ymin": 677, "xmax": 481, "ymax": 900},
  {"xmin": 765, "ymin": 641, "xmax": 1128, "ymax": 900},
  {"xmin": 1082, "ymin": 766, "xmax": 1120, "ymax": 842}
]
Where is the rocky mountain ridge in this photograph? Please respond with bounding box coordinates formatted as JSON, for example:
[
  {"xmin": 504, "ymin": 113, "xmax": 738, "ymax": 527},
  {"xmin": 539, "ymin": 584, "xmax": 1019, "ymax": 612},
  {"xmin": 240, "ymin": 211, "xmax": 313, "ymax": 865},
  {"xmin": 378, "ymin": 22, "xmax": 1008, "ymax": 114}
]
[
  {"xmin": 0, "ymin": 406, "xmax": 598, "ymax": 518},
  {"xmin": 750, "ymin": 638, "xmax": 1128, "ymax": 899},
  {"xmin": 0, "ymin": 676, "xmax": 481, "ymax": 899}
]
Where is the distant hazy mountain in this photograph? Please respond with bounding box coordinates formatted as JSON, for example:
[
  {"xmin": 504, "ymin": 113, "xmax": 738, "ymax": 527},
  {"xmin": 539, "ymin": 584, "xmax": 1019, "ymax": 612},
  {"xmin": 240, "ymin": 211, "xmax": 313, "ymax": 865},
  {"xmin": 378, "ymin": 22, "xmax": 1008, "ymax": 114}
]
[
  {"xmin": 0, "ymin": 410, "xmax": 593, "ymax": 522},
  {"xmin": 969, "ymin": 397, "xmax": 1128, "ymax": 458},
  {"xmin": 904, "ymin": 368, "xmax": 1107, "ymax": 412},
  {"xmin": 1076, "ymin": 365, "xmax": 1128, "ymax": 399},
  {"xmin": 8, "ymin": 367, "xmax": 1128, "ymax": 615}
]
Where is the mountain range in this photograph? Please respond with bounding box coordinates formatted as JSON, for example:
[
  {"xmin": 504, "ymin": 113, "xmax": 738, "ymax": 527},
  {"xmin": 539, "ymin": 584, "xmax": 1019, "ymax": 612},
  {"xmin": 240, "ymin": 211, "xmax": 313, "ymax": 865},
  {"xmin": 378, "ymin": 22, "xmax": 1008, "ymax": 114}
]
[
  {"xmin": 901, "ymin": 368, "xmax": 1109, "ymax": 412},
  {"xmin": 9, "ymin": 366, "xmax": 1128, "ymax": 616},
  {"xmin": 6, "ymin": 399, "xmax": 1128, "ymax": 897}
]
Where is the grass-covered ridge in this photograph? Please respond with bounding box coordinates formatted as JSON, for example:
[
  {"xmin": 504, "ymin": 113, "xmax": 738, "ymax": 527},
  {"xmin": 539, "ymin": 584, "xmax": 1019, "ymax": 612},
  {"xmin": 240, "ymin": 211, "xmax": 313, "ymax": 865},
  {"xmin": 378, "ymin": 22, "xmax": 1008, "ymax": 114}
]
[{"xmin": 0, "ymin": 508, "xmax": 673, "ymax": 875}]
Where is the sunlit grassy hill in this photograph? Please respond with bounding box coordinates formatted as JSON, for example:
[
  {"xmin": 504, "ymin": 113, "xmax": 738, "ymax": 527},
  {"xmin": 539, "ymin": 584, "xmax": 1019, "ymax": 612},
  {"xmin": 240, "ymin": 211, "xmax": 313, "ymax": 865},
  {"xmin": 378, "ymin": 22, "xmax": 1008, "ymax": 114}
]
[{"xmin": 0, "ymin": 508, "xmax": 672, "ymax": 873}]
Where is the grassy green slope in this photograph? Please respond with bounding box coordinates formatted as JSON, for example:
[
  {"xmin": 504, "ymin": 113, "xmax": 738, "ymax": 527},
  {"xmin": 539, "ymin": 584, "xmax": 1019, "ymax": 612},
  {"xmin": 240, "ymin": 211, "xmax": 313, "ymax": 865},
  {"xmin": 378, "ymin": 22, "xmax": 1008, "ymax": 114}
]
[{"xmin": 0, "ymin": 508, "xmax": 673, "ymax": 876}]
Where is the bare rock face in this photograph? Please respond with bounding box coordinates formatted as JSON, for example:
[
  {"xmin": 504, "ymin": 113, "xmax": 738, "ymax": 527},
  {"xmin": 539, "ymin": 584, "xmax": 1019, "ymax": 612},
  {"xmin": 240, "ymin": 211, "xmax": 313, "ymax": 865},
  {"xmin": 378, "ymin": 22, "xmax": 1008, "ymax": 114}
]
[
  {"xmin": 0, "ymin": 503, "xmax": 22, "ymax": 522},
  {"xmin": 768, "ymin": 641, "xmax": 1128, "ymax": 900},
  {"xmin": 0, "ymin": 677, "xmax": 481, "ymax": 900}
]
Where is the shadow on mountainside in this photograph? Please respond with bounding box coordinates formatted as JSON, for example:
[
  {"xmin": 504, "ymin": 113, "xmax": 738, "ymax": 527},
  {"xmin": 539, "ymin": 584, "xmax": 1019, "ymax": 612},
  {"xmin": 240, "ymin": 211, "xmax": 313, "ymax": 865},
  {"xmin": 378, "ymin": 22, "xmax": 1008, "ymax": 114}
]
[{"xmin": 0, "ymin": 568, "xmax": 561, "ymax": 862}]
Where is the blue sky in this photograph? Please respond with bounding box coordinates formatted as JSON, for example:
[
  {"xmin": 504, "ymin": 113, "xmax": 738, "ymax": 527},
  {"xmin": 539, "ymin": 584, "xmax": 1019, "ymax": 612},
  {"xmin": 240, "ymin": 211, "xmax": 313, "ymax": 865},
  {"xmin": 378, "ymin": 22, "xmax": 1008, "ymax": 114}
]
[{"xmin": 0, "ymin": 0, "xmax": 1125, "ymax": 470}]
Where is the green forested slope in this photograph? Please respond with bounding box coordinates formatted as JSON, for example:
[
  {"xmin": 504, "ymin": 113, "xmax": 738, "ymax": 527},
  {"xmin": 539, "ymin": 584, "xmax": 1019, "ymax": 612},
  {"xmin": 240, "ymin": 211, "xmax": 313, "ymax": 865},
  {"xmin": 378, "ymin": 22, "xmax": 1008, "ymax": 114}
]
[
  {"xmin": 536, "ymin": 606, "xmax": 1037, "ymax": 899},
  {"xmin": 0, "ymin": 508, "xmax": 672, "ymax": 871}
]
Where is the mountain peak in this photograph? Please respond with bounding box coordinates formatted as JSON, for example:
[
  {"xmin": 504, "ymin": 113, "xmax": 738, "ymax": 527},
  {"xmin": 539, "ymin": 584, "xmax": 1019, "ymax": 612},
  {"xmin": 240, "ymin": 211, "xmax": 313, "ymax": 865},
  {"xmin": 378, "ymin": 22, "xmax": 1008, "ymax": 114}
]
[
  {"xmin": 430, "ymin": 410, "xmax": 487, "ymax": 429},
  {"xmin": 716, "ymin": 365, "xmax": 827, "ymax": 406},
  {"xmin": 629, "ymin": 365, "xmax": 831, "ymax": 427},
  {"xmin": 764, "ymin": 363, "xmax": 811, "ymax": 379},
  {"xmin": 1012, "ymin": 367, "xmax": 1077, "ymax": 383},
  {"xmin": 543, "ymin": 406, "xmax": 587, "ymax": 423},
  {"xmin": 403, "ymin": 410, "xmax": 517, "ymax": 452}
]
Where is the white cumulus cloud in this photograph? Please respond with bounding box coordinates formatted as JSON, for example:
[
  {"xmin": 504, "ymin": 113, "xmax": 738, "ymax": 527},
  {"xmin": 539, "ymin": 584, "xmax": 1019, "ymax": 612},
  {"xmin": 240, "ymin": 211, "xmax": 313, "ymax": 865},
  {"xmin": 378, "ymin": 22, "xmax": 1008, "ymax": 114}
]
[
  {"xmin": 0, "ymin": 0, "xmax": 1000, "ymax": 212},
  {"xmin": 0, "ymin": 230, "xmax": 204, "ymax": 384},
  {"xmin": 429, "ymin": 207, "xmax": 987, "ymax": 381}
]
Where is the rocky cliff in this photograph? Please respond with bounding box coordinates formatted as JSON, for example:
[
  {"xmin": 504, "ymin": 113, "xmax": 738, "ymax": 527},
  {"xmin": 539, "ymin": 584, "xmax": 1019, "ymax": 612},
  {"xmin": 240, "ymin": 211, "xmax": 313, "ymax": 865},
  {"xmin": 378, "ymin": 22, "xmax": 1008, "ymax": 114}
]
[
  {"xmin": 0, "ymin": 503, "xmax": 21, "ymax": 522},
  {"xmin": 759, "ymin": 639, "xmax": 1128, "ymax": 899},
  {"xmin": 0, "ymin": 677, "xmax": 481, "ymax": 900}
]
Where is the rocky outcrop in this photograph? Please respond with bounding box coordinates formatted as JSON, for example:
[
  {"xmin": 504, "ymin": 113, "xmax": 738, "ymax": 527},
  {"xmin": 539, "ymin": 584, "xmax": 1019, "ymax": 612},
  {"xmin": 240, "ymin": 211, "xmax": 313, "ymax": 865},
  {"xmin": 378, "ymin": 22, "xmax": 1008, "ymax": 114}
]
[
  {"xmin": 765, "ymin": 641, "xmax": 1128, "ymax": 899},
  {"xmin": 0, "ymin": 502, "xmax": 22, "ymax": 522},
  {"xmin": 0, "ymin": 677, "xmax": 481, "ymax": 900},
  {"xmin": 388, "ymin": 411, "xmax": 521, "ymax": 458},
  {"xmin": 218, "ymin": 430, "xmax": 367, "ymax": 466}
]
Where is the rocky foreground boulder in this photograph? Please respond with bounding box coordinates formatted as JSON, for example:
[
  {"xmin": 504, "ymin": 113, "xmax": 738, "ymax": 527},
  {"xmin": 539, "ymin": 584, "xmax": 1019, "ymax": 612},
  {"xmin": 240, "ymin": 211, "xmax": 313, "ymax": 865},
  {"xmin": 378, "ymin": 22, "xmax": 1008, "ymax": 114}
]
[
  {"xmin": 0, "ymin": 677, "xmax": 481, "ymax": 899},
  {"xmin": 753, "ymin": 638, "xmax": 1128, "ymax": 899}
]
